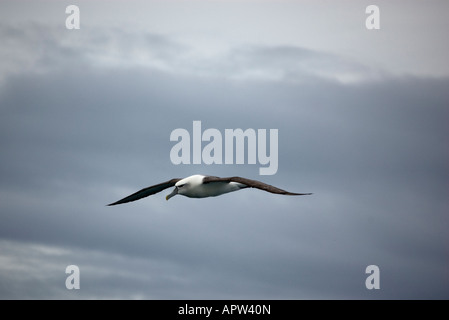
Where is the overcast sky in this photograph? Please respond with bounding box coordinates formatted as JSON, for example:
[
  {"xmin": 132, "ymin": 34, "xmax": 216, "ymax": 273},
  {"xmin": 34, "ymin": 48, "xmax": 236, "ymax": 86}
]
[{"xmin": 0, "ymin": 0, "xmax": 448, "ymax": 299}]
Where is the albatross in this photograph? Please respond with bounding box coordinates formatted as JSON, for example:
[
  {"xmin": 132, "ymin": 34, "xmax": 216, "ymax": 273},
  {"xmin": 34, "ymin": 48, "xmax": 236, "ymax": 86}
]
[{"xmin": 107, "ymin": 174, "xmax": 312, "ymax": 206}]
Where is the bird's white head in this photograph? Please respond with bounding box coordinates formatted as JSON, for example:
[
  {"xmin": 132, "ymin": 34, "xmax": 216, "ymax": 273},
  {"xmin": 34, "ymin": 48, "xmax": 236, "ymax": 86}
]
[{"xmin": 165, "ymin": 175, "xmax": 205, "ymax": 200}]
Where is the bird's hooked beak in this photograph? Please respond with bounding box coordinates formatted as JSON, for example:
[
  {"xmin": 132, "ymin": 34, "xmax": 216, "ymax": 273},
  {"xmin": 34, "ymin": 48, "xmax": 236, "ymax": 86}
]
[{"xmin": 166, "ymin": 187, "xmax": 178, "ymax": 201}]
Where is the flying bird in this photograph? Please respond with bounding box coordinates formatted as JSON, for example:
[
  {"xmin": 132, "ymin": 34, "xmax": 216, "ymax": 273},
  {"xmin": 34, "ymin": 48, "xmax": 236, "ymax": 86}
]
[{"xmin": 107, "ymin": 174, "xmax": 312, "ymax": 206}]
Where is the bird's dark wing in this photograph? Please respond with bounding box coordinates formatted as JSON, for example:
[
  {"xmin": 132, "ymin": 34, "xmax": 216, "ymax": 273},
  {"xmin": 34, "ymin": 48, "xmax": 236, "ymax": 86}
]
[
  {"xmin": 107, "ymin": 178, "xmax": 181, "ymax": 206},
  {"xmin": 203, "ymin": 176, "xmax": 312, "ymax": 196}
]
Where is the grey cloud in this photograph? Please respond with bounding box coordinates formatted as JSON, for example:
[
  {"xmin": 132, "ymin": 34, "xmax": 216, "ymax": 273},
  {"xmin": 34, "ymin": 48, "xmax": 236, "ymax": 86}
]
[
  {"xmin": 222, "ymin": 45, "xmax": 380, "ymax": 83},
  {"xmin": 0, "ymin": 22, "xmax": 382, "ymax": 86}
]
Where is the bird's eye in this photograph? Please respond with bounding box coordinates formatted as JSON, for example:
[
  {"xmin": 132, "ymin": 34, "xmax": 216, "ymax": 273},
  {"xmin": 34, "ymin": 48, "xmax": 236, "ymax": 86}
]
[{"xmin": 178, "ymin": 184, "xmax": 185, "ymax": 188}]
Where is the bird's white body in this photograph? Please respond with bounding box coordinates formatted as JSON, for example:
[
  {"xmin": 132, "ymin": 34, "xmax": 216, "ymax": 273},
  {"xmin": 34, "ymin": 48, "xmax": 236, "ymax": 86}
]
[{"xmin": 171, "ymin": 175, "xmax": 245, "ymax": 199}]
